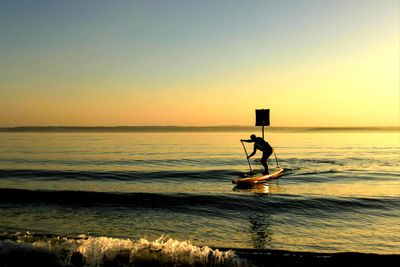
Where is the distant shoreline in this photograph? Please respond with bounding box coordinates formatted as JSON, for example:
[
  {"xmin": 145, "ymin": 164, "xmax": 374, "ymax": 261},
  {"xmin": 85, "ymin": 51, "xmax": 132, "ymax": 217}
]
[{"xmin": 0, "ymin": 126, "xmax": 398, "ymax": 133}]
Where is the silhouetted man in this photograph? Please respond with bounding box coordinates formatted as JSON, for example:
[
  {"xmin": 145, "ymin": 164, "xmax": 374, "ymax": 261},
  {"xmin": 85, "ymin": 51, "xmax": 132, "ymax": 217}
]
[{"xmin": 241, "ymin": 134, "xmax": 273, "ymax": 175}]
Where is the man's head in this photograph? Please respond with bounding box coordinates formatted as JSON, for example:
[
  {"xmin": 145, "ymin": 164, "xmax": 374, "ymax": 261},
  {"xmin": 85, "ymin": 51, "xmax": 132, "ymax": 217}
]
[{"xmin": 250, "ymin": 134, "xmax": 256, "ymax": 141}]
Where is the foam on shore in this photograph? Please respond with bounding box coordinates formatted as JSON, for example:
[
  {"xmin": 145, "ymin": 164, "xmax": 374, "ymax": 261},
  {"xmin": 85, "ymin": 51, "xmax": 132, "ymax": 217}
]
[
  {"xmin": 0, "ymin": 233, "xmax": 239, "ymax": 266},
  {"xmin": 1, "ymin": 232, "xmax": 399, "ymax": 267}
]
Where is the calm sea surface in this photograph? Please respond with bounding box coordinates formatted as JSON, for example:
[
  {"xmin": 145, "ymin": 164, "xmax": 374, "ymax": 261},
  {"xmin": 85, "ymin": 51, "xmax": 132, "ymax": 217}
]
[{"xmin": 0, "ymin": 130, "xmax": 399, "ymax": 259}]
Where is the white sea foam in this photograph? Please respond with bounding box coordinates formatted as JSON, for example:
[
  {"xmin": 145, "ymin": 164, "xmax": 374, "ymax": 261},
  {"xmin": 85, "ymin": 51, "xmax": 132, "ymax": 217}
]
[
  {"xmin": 1, "ymin": 233, "xmax": 242, "ymax": 266},
  {"xmin": 75, "ymin": 235, "xmax": 239, "ymax": 266}
]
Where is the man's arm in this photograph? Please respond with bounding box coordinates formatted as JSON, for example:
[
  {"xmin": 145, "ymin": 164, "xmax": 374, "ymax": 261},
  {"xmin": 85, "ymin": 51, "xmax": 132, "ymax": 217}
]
[
  {"xmin": 247, "ymin": 146, "xmax": 257, "ymax": 159},
  {"xmin": 241, "ymin": 139, "xmax": 253, "ymax": 143}
]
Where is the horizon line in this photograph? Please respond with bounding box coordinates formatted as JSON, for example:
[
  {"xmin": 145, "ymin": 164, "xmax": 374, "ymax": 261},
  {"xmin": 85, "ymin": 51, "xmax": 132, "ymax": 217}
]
[{"xmin": 0, "ymin": 125, "xmax": 398, "ymax": 133}]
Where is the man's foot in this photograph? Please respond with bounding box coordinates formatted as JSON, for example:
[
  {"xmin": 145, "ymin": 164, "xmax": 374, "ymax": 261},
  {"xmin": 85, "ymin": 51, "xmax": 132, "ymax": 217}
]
[{"xmin": 262, "ymin": 171, "xmax": 269, "ymax": 175}]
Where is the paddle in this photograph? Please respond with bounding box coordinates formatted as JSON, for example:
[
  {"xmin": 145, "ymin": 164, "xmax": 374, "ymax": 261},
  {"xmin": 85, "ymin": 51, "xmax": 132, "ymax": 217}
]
[
  {"xmin": 240, "ymin": 140, "xmax": 253, "ymax": 174},
  {"xmin": 273, "ymin": 151, "xmax": 280, "ymax": 168}
]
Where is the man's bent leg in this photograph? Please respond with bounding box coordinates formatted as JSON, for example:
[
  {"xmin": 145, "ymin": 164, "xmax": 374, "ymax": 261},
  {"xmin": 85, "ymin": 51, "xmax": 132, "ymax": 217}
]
[{"xmin": 261, "ymin": 153, "xmax": 269, "ymax": 174}]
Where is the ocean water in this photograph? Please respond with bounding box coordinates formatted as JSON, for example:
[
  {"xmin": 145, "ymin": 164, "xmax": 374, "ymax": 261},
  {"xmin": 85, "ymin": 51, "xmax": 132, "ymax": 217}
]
[{"xmin": 0, "ymin": 130, "xmax": 399, "ymax": 266}]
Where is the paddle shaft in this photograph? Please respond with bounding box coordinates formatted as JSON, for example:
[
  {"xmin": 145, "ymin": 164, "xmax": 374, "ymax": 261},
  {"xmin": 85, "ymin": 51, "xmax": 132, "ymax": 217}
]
[
  {"xmin": 273, "ymin": 151, "xmax": 280, "ymax": 168},
  {"xmin": 241, "ymin": 141, "xmax": 253, "ymax": 173}
]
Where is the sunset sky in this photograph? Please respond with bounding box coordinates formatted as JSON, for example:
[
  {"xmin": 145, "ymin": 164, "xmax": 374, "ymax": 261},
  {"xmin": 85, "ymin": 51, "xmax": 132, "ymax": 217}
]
[{"xmin": 0, "ymin": 0, "xmax": 399, "ymax": 127}]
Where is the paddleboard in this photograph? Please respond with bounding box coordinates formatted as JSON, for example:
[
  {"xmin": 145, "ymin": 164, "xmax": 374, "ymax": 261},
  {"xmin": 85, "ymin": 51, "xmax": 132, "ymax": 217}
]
[{"xmin": 232, "ymin": 168, "xmax": 284, "ymax": 184}]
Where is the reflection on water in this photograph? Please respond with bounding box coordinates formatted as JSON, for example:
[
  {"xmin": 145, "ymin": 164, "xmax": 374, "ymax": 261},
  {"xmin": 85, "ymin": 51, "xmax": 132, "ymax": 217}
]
[
  {"xmin": 232, "ymin": 183, "xmax": 270, "ymax": 194},
  {"xmin": 232, "ymin": 179, "xmax": 283, "ymax": 194},
  {"xmin": 248, "ymin": 213, "xmax": 273, "ymax": 249}
]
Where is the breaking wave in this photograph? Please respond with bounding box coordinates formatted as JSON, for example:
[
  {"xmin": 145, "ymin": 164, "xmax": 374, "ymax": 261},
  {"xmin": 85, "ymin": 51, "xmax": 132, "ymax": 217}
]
[
  {"xmin": 1, "ymin": 232, "xmax": 398, "ymax": 267},
  {"xmin": 0, "ymin": 233, "xmax": 238, "ymax": 267}
]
